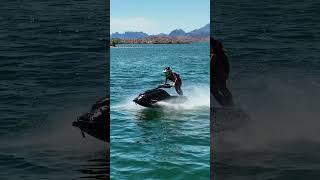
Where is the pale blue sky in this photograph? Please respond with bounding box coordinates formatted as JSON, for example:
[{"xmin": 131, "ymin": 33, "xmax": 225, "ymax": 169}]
[{"xmin": 111, "ymin": 0, "xmax": 210, "ymax": 34}]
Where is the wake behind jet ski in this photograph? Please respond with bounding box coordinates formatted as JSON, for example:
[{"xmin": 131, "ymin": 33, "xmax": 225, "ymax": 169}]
[
  {"xmin": 72, "ymin": 96, "xmax": 109, "ymax": 142},
  {"xmin": 133, "ymin": 83, "xmax": 187, "ymax": 108}
]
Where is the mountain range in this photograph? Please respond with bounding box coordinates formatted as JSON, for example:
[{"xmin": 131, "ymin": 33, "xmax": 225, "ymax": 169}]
[{"xmin": 111, "ymin": 23, "xmax": 209, "ymax": 39}]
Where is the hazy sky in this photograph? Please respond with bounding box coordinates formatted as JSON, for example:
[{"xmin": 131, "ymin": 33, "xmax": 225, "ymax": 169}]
[{"xmin": 111, "ymin": 0, "xmax": 210, "ymax": 34}]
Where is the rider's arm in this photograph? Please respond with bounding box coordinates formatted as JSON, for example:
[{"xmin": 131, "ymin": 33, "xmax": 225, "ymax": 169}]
[
  {"xmin": 211, "ymin": 53, "xmax": 217, "ymax": 66},
  {"xmin": 223, "ymin": 53, "xmax": 230, "ymax": 78},
  {"xmin": 172, "ymin": 74, "xmax": 179, "ymax": 87}
]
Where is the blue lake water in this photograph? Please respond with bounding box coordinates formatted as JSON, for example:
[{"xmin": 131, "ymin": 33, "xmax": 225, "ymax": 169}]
[
  {"xmin": 212, "ymin": 0, "xmax": 320, "ymax": 179},
  {"xmin": 0, "ymin": 0, "xmax": 108, "ymax": 179},
  {"xmin": 110, "ymin": 43, "xmax": 210, "ymax": 179}
]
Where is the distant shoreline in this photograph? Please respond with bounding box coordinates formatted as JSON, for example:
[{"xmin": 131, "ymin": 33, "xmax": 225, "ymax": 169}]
[
  {"xmin": 110, "ymin": 36, "xmax": 208, "ymax": 46},
  {"xmin": 112, "ymin": 42, "xmax": 191, "ymax": 45},
  {"xmin": 110, "ymin": 42, "xmax": 208, "ymax": 46}
]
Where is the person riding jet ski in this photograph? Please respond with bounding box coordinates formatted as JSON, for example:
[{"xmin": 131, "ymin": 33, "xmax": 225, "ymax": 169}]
[
  {"xmin": 163, "ymin": 67, "xmax": 183, "ymax": 96},
  {"xmin": 211, "ymin": 38, "xmax": 234, "ymax": 107}
]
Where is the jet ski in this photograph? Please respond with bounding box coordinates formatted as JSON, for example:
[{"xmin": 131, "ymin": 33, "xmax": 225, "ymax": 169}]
[
  {"xmin": 72, "ymin": 96, "xmax": 109, "ymax": 142},
  {"xmin": 133, "ymin": 84, "xmax": 187, "ymax": 107}
]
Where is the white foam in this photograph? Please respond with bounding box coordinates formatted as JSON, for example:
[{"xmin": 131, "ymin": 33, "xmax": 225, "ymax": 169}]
[{"xmin": 157, "ymin": 85, "xmax": 210, "ymax": 110}]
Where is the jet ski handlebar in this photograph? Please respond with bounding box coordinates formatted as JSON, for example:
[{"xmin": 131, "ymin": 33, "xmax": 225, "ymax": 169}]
[{"xmin": 157, "ymin": 83, "xmax": 172, "ymax": 89}]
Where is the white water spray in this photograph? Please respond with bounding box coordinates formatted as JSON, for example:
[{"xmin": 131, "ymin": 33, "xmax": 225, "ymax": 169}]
[{"xmin": 157, "ymin": 84, "xmax": 210, "ymax": 110}]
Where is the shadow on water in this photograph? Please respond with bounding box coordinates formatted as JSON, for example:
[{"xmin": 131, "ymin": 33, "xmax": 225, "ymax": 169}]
[
  {"xmin": 134, "ymin": 108, "xmax": 166, "ymax": 121},
  {"xmin": 132, "ymin": 108, "xmax": 184, "ymax": 146},
  {"xmin": 78, "ymin": 151, "xmax": 109, "ymax": 179}
]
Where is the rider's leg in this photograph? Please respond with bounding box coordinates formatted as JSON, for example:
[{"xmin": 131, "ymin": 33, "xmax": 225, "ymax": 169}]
[
  {"xmin": 212, "ymin": 81, "xmax": 225, "ymax": 106},
  {"xmin": 175, "ymin": 82, "xmax": 183, "ymax": 96},
  {"xmin": 220, "ymin": 81, "xmax": 234, "ymax": 107}
]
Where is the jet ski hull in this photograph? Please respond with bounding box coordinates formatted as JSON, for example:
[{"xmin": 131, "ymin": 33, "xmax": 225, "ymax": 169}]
[
  {"xmin": 133, "ymin": 88, "xmax": 187, "ymax": 107},
  {"xmin": 73, "ymin": 96, "xmax": 109, "ymax": 142},
  {"xmin": 72, "ymin": 120, "xmax": 108, "ymax": 142}
]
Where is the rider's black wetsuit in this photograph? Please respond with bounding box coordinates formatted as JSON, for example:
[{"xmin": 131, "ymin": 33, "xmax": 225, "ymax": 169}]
[
  {"xmin": 211, "ymin": 38, "xmax": 234, "ymax": 107},
  {"xmin": 165, "ymin": 72, "xmax": 183, "ymax": 96}
]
